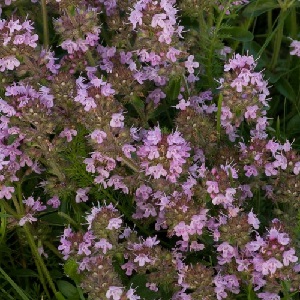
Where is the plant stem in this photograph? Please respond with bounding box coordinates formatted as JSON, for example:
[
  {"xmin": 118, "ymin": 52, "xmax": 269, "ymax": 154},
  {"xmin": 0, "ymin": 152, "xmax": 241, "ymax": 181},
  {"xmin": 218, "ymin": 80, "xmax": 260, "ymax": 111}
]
[
  {"xmin": 58, "ymin": 212, "xmax": 81, "ymax": 229},
  {"xmin": 23, "ymin": 224, "xmax": 58, "ymax": 297},
  {"xmin": 270, "ymin": 10, "xmax": 285, "ymax": 70},
  {"xmin": 206, "ymin": 1, "xmax": 230, "ymax": 88},
  {"xmin": 44, "ymin": 241, "xmax": 62, "ymax": 258},
  {"xmin": 41, "ymin": 0, "xmax": 49, "ymax": 48}
]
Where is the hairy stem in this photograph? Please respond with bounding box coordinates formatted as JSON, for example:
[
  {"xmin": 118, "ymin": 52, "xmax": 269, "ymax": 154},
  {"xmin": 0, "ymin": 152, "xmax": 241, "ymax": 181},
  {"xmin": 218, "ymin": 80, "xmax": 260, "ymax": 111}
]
[
  {"xmin": 23, "ymin": 224, "xmax": 58, "ymax": 297},
  {"xmin": 41, "ymin": 0, "xmax": 49, "ymax": 48}
]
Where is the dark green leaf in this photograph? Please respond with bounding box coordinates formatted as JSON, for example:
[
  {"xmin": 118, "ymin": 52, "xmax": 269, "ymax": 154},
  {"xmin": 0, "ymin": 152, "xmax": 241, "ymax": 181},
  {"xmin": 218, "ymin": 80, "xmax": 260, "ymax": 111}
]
[
  {"xmin": 166, "ymin": 77, "xmax": 181, "ymax": 101},
  {"xmin": 57, "ymin": 280, "xmax": 79, "ymax": 299},
  {"xmin": 131, "ymin": 94, "xmax": 146, "ymax": 121},
  {"xmin": 10, "ymin": 269, "xmax": 38, "ymax": 278},
  {"xmin": 220, "ymin": 27, "xmax": 254, "ymax": 42},
  {"xmin": 64, "ymin": 259, "xmax": 82, "ymax": 284},
  {"xmin": 275, "ymin": 78, "xmax": 297, "ymax": 103},
  {"xmin": 243, "ymin": 0, "xmax": 279, "ymax": 17},
  {"xmin": 128, "ymin": 274, "xmax": 161, "ymax": 300}
]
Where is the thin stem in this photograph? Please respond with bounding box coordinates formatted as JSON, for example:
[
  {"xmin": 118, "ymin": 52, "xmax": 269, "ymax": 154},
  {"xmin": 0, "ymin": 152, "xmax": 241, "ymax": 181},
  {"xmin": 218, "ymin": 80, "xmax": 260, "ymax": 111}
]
[
  {"xmin": 58, "ymin": 212, "xmax": 81, "ymax": 229},
  {"xmin": 206, "ymin": 1, "xmax": 230, "ymax": 88},
  {"xmin": 11, "ymin": 195, "xmax": 21, "ymax": 215},
  {"xmin": 270, "ymin": 10, "xmax": 285, "ymax": 70},
  {"xmin": 120, "ymin": 156, "xmax": 139, "ymax": 172},
  {"xmin": 23, "ymin": 224, "xmax": 58, "ymax": 297},
  {"xmin": 44, "ymin": 241, "xmax": 62, "ymax": 258},
  {"xmin": 16, "ymin": 182, "xmax": 24, "ymax": 214},
  {"xmin": 41, "ymin": 0, "xmax": 49, "ymax": 48}
]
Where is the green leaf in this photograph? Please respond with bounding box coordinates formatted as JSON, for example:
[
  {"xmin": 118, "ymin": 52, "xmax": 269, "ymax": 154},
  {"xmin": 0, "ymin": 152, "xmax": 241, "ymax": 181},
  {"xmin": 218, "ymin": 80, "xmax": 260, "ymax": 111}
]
[
  {"xmin": 64, "ymin": 259, "xmax": 82, "ymax": 284},
  {"xmin": 10, "ymin": 269, "xmax": 38, "ymax": 278},
  {"xmin": 57, "ymin": 280, "xmax": 79, "ymax": 300},
  {"xmin": 166, "ymin": 76, "xmax": 181, "ymax": 101},
  {"xmin": 55, "ymin": 291, "xmax": 67, "ymax": 300},
  {"xmin": 243, "ymin": 0, "xmax": 279, "ymax": 17},
  {"xmin": 39, "ymin": 212, "xmax": 66, "ymax": 226},
  {"xmin": 128, "ymin": 274, "xmax": 161, "ymax": 300},
  {"xmin": 275, "ymin": 78, "xmax": 297, "ymax": 103},
  {"xmin": 287, "ymin": 115, "xmax": 300, "ymax": 133},
  {"xmin": 0, "ymin": 267, "xmax": 31, "ymax": 300},
  {"xmin": 220, "ymin": 27, "xmax": 253, "ymax": 42},
  {"xmin": 131, "ymin": 94, "xmax": 146, "ymax": 121},
  {"xmin": 243, "ymin": 41, "xmax": 268, "ymax": 66}
]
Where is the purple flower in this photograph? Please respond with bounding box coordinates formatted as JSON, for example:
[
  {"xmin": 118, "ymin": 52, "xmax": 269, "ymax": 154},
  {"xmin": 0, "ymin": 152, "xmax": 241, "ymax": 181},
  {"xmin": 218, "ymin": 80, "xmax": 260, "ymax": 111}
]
[
  {"xmin": 47, "ymin": 196, "xmax": 61, "ymax": 208},
  {"xmin": 110, "ymin": 112, "xmax": 124, "ymax": 128},
  {"xmin": 90, "ymin": 129, "xmax": 107, "ymax": 144},
  {"xmin": 59, "ymin": 128, "xmax": 77, "ymax": 142},
  {"xmin": 261, "ymin": 258, "xmax": 283, "ymax": 275},
  {"xmin": 185, "ymin": 55, "xmax": 199, "ymax": 74},
  {"xmin": 290, "ymin": 39, "xmax": 300, "ymax": 57},
  {"xmin": 75, "ymin": 187, "xmax": 90, "ymax": 203},
  {"xmin": 19, "ymin": 214, "xmax": 37, "ymax": 226},
  {"xmin": 106, "ymin": 286, "xmax": 123, "ymax": 300},
  {"xmin": 134, "ymin": 253, "xmax": 151, "ymax": 267}
]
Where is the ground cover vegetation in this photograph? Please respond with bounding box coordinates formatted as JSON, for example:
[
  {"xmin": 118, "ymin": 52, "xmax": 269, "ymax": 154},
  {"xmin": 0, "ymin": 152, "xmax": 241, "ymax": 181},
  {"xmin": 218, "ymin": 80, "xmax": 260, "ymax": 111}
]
[{"xmin": 1, "ymin": 0, "xmax": 300, "ymax": 299}]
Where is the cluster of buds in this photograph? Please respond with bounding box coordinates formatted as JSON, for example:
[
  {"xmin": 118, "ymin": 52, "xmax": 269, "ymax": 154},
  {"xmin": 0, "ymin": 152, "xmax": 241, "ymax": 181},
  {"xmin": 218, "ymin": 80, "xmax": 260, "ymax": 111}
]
[
  {"xmin": 175, "ymin": 90, "xmax": 219, "ymax": 156},
  {"xmin": 54, "ymin": 7, "xmax": 100, "ymax": 54}
]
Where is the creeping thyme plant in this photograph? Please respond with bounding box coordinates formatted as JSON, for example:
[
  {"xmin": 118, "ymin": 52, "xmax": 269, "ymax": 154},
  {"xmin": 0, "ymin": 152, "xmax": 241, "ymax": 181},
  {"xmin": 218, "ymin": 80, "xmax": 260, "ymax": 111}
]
[{"xmin": 1, "ymin": 0, "xmax": 300, "ymax": 299}]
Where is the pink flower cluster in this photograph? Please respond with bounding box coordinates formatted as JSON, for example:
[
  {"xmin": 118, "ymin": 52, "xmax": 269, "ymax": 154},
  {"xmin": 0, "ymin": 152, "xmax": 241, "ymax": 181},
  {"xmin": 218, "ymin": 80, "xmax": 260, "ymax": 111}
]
[
  {"xmin": 135, "ymin": 126, "xmax": 191, "ymax": 182},
  {"xmin": 219, "ymin": 53, "xmax": 270, "ymax": 141},
  {"xmin": 0, "ymin": 17, "xmax": 38, "ymax": 71}
]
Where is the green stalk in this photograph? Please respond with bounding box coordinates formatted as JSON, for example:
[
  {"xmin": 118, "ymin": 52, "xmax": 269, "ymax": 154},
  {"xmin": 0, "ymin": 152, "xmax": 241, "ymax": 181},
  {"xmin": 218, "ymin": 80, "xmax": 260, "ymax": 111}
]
[
  {"xmin": 11, "ymin": 195, "xmax": 21, "ymax": 215},
  {"xmin": 23, "ymin": 224, "xmax": 58, "ymax": 297},
  {"xmin": 270, "ymin": 10, "xmax": 285, "ymax": 70},
  {"xmin": 216, "ymin": 93, "xmax": 223, "ymax": 141},
  {"xmin": 206, "ymin": 1, "xmax": 231, "ymax": 88},
  {"xmin": 267, "ymin": 10, "xmax": 272, "ymax": 36},
  {"xmin": 41, "ymin": 0, "xmax": 49, "ymax": 48},
  {"xmin": 58, "ymin": 212, "xmax": 81, "ymax": 229},
  {"xmin": 44, "ymin": 241, "xmax": 63, "ymax": 258},
  {"xmin": 16, "ymin": 182, "xmax": 24, "ymax": 214}
]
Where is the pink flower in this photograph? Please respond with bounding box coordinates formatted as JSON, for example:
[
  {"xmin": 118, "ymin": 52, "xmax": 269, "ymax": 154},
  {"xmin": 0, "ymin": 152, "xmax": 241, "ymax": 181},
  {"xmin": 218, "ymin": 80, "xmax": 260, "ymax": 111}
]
[
  {"xmin": 59, "ymin": 128, "xmax": 77, "ymax": 142},
  {"xmin": 106, "ymin": 286, "xmax": 123, "ymax": 300},
  {"xmin": 0, "ymin": 185, "xmax": 15, "ymax": 199},
  {"xmin": 217, "ymin": 242, "xmax": 235, "ymax": 259},
  {"xmin": 122, "ymin": 144, "xmax": 136, "ymax": 158},
  {"xmin": 293, "ymin": 161, "xmax": 300, "ymax": 175},
  {"xmin": 257, "ymin": 292, "xmax": 280, "ymax": 300},
  {"xmin": 145, "ymin": 164, "xmax": 167, "ymax": 179},
  {"xmin": 185, "ymin": 55, "xmax": 199, "ymax": 74},
  {"xmin": 110, "ymin": 113, "xmax": 124, "ymax": 128},
  {"xmin": 107, "ymin": 217, "xmax": 122, "ymax": 230},
  {"xmin": 47, "ymin": 196, "xmax": 60, "ymax": 208},
  {"xmin": 248, "ymin": 211, "xmax": 260, "ymax": 229},
  {"xmin": 126, "ymin": 288, "xmax": 141, "ymax": 300},
  {"xmin": 90, "ymin": 129, "xmax": 107, "ymax": 144},
  {"xmin": 129, "ymin": 9, "xmax": 143, "ymax": 29},
  {"xmin": 290, "ymin": 39, "xmax": 300, "ymax": 57},
  {"xmin": 61, "ymin": 39, "xmax": 78, "ymax": 54},
  {"xmin": 95, "ymin": 238, "xmax": 113, "ymax": 254},
  {"xmin": 175, "ymin": 99, "xmax": 190, "ymax": 110},
  {"xmin": 283, "ymin": 248, "xmax": 298, "ymax": 266},
  {"xmin": 19, "ymin": 214, "xmax": 37, "ymax": 226},
  {"xmin": 261, "ymin": 258, "xmax": 283, "ymax": 275},
  {"xmin": 134, "ymin": 253, "xmax": 151, "ymax": 267},
  {"xmin": 75, "ymin": 187, "xmax": 90, "ymax": 203}
]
